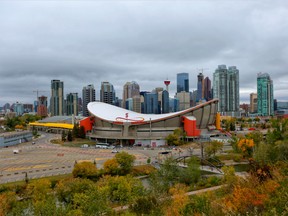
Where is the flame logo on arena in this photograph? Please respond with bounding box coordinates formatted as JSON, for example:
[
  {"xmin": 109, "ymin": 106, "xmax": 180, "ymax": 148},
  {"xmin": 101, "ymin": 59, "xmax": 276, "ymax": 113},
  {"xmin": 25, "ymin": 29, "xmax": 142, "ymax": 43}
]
[{"xmin": 115, "ymin": 113, "xmax": 145, "ymax": 122}]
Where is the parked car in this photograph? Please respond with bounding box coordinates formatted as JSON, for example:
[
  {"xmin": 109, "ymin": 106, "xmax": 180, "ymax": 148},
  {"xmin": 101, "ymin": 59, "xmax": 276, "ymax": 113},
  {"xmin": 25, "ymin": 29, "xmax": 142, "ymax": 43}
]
[{"xmin": 111, "ymin": 149, "xmax": 119, "ymax": 153}]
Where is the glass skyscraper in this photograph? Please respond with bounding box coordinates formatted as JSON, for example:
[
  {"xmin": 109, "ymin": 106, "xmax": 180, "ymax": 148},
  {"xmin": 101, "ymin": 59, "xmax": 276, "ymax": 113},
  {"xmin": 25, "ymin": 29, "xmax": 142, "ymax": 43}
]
[
  {"xmin": 50, "ymin": 79, "xmax": 64, "ymax": 116},
  {"xmin": 82, "ymin": 84, "xmax": 95, "ymax": 117},
  {"xmin": 143, "ymin": 92, "xmax": 159, "ymax": 114},
  {"xmin": 66, "ymin": 93, "xmax": 78, "ymax": 116},
  {"xmin": 257, "ymin": 73, "xmax": 274, "ymax": 116},
  {"xmin": 177, "ymin": 73, "xmax": 189, "ymax": 93},
  {"xmin": 213, "ymin": 65, "xmax": 239, "ymax": 113}
]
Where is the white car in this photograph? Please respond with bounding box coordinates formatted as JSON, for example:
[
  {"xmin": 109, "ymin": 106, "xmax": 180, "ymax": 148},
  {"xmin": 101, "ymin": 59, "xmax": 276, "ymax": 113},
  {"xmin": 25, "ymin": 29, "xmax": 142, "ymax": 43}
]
[{"xmin": 111, "ymin": 149, "xmax": 119, "ymax": 153}]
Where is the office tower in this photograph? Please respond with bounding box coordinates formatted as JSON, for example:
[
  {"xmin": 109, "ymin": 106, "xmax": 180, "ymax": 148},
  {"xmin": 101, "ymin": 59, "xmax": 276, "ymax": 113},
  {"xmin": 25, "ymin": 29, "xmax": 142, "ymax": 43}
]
[
  {"xmin": 82, "ymin": 84, "xmax": 95, "ymax": 117},
  {"xmin": 23, "ymin": 104, "xmax": 33, "ymax": 113},
  {"xmin": 213, "ymin": 65, "xmax": 239, "ymax": 112},
  {"xmin": 250, "ymin": 93, "xmax": 257, "ymax": 113},
  {"xmin": 197, "ymin": 73, "xmax": 204, "ymax": 102},
  {"xmin": 132, "ymin": 96, "xmax": 141, "ymax": 113},
  {"xmin": 169, "ymin": 98, "xmax": 179, "ymax": 112},
  {"xmin": 50, "ymin": 79, "xmax": 64, "ymax": 116},
  {"xmin": 100, "ymin": 82, "xmax": 116, "ymax": 105},
  {"xmin": 122, "ymin": 81, "xmax": 140, "ymax": 109},
  {"xmin": 14, "ymin": 102, "xmax": 24, "ymax": 116},
  {"xmin": 176, "ymin": 91, "xmax": 190, "ymax": 111},
  {"xmin": 37, "ymin": 96, "xmax": 48, "ymax": 117},
  {"xmin": 203, "ymin": 76, "xmax": 212, "ymax": 101},
  {"xmin": 177, "ymin": 73, "xmax": 189, "ymax": 93},
  {"xmin": 162, "ymin": 90, "xmax": 169, "ymax": 113},
  {"xmin": 143, "ymin": 92, "xmax": 159, "ymax": 114},
  {"xmin": 66, "ymin": 93, "xmax": 78, "ymax": 116},
  {"xmin": 257, "ymin": 73, "xmax": 274, "ymax": 116}
]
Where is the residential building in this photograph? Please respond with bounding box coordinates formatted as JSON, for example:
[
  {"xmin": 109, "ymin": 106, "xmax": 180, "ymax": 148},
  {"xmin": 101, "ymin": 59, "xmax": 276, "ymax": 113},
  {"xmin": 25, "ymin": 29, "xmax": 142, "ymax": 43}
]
[
  {"xmin": 177, "ymin": 73, "xmax": 189, "ymax": 93},
  {"xmin": 176, "ymin": 91, "xmax": 190, "ymax": 111},
  {"xmin": 213, "ymin": 65, "xmax": 239, "ymax": 113},
  {"xmin": 82, "ymin": 84, "xmax": 95, "ymax": 117},
  {"xmin": 66, "ymin": 93, "xmax": 78, "ymax": 116},
  {"xmin": 14, "ymin": 102, "xmax": 24, "ymax": 116},
  {"xmin": 23, "ymin": 104, "xmax": 33, "ymax": 113},
  {"xmin": 100, "ymin": 82, "xmax": 115, "ymax": 105},
  {"xmin": 257, "ymin": 73, "xmax": 274, "ymax": 116},
  {"xmin": 50, "ymin": 80, "xmax": 64, "ymax": 116},
  {"xmin": 197, "ymin": 73, "xmax": 204, "ymax": 102},
  {"xmin": 122, "ymin": 81, "xmax": 140, "ymax": 107},
  {"xmin": 203, "ymin": 76, "xmax": 212, "ymax": 101},
  {"xmin": 37, "ymin": 96, "xmax": 48, "ymax": 117},
  {"xmin": 250, "ymin": 93, "xmax": 257, "ymax": 113}
]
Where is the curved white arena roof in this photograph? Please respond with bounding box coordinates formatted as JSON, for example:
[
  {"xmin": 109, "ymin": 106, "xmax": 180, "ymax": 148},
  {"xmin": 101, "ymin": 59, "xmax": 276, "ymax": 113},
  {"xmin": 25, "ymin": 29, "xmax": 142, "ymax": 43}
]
[{"xmin": 88, "ymin": 100, "xmax": 218, "ymax": 124}]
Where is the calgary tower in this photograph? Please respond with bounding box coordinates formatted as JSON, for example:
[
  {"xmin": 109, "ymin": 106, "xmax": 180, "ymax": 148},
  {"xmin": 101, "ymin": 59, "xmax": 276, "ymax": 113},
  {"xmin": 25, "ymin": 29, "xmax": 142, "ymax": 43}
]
[{"xmin": 164, "ymin": 79, "xmax": 170, "ymax": 93}]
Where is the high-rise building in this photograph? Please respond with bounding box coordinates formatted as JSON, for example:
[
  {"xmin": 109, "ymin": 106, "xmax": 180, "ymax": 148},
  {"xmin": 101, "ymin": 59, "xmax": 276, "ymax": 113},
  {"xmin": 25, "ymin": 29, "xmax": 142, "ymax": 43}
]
[
  {"xmin": 197, "ymin": 73, "xmax": 204, "ymax": 102},
  {"xmin": 122, "ymin": 81, "xmax": 140, "ymax": 111},
  {"xmin": 203, "ymin": 77, "xmax": 212, "ymax": 101},
  {"xmin": 250, "ymin": 93, "xmax": 257, "ymax": 113},
  {"xmin": 23, "ymin": 104, "xmax": 33, "ymax": 113},
  {"xmin": 213, "ymin": 65, "xmax": 239, "ymax": 113},
  {"xmin": 37, "ymin": 96, "xmax": 48, "ymax": 117},
  {"xmin": 100, "ymin": 82, "xmax": 116, "ymax": 105},
  {"xmin": 176, "ymin": 91, "xmax": 190, "ymax": 111},
  {"xmin": 82, "ymin": 84, "xmax": 95, "ymax": 117},
  {"xmin": 143, "ymin": 92, "xmax": 159, "ymax": 114},
  {"xmin": 14, "ymin": 102, "xmax": 24, "ymax": 116},
  {"xmin": 50, "ymin": 79, "xmax": 64, "ymax": 116},
  {"xmin": 177, "ymin": 73, "xmax": 189, "ymax": 93},
  {"xmin": 257, "ymin": 73, "xmax": 274, "ymax": 116},
  {"xmin": 169, "ymin": 98, "xmax": 179, "ymax": 112},
  {"xmin": 162, "ymin": 90, "xmax": 169, "ymax": 113},
  {"xmin": 122, "ymin": 81, "xmax": 140, "ymax": 107},
  {"xmin": 66, "ymin": 93, "xmax": 78, "ymax": 116}
]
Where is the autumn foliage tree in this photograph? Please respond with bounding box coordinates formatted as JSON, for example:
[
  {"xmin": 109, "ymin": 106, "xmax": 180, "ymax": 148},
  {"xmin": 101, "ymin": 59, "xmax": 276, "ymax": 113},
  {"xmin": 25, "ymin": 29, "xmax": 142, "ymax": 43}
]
[
  {"xmin": 72, "ymin": 161, "xmax": 98, "ymax": 179},
  {"xmin": 237, "ymin": 138, "xmax": 254, "ymax": 158}
]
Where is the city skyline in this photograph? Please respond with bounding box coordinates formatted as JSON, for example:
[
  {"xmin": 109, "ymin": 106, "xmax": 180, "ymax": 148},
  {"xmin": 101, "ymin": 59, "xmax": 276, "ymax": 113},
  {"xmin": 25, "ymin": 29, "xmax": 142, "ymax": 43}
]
[{"xmin": 0, "ymin": 1, "xmax": 288, "ymax": 105}]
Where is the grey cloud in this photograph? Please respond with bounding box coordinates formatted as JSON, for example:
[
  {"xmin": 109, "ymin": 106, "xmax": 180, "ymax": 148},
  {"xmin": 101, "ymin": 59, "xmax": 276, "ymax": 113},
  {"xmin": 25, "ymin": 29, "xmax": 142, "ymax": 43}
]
[{"xmin": 0, "ymin": 1, "xmax": 287, "ymax": 105}]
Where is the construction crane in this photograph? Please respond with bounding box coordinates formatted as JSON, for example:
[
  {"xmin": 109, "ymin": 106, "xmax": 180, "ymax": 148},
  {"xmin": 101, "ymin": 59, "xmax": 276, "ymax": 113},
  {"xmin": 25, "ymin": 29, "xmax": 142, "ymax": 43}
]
[{"xmin": 197, "ymin": 68, "xmax": 209, "ymax": 74}]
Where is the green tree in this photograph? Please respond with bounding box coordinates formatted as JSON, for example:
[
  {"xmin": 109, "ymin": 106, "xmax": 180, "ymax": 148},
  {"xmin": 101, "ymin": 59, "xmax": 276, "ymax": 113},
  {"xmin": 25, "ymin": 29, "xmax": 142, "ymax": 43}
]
[
  {"xmin": 72, "ymin": 161, "xmax": 98, "ymax": 179},
  {"xmin": 149, "ymin": 157, "xmax": 180, "ymax": 194},
  {"xmin": 204, "ymin": 140, "xmax": 223, "ymax": 157},
  {"xmin": 56, "ymin": 178, "xmax": 94, "ymax": 204},
  {"xmin": 247, "ymin": 131, "xmax": 263, "ymax": 146},
  {"xmin": 165, "ymin": 128, "xmax": 185, "ymax": 146},
  {"xmin": 98, "ymin": 175, "xmax": 145, "ymax": 206},
  {"xmin": 115, "ymin": 151, "xmax": 136, "ymax": 175},
  {"xmin": 130, "ymin": 195, "xmax": 162, "ymax": 216},
  {"xmin": 72, "ymin": 123, "xmax": 80, "ymax": 138},
  {"xmin": 103, "ymin": 158, "xmax": 120, "ymax": 175},
  {"xmin": 179, "ymin": 156, "xmax": 201, "ymax": 185},
  {"xmin": 62, "ymin": 130, "xmax": 67, "ymax": 142},
  {"xmin": 67, "ymin": 130, "xmax": 73, "ymax": 141},
  {"xmin": 71, "ymin": 185, "xmax": 112, "ymax": 215},
  {"xmin": 79, "ymin": 125, "xmax": 86, "ymax": 139}
]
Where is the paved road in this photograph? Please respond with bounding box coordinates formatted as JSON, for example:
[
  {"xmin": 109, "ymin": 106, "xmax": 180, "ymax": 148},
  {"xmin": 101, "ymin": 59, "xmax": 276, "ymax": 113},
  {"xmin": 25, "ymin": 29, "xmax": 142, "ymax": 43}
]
[{"xmin": 1, "ymin": 132, "xmax": 194, "ymax": 184}]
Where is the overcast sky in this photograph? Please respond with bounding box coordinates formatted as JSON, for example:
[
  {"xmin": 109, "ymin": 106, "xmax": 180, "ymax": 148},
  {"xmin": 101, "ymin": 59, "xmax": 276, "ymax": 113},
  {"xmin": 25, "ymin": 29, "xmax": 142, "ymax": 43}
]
[{"xmin": 0, "ymin": 0, "xmax": 287, "ymax": 106}]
